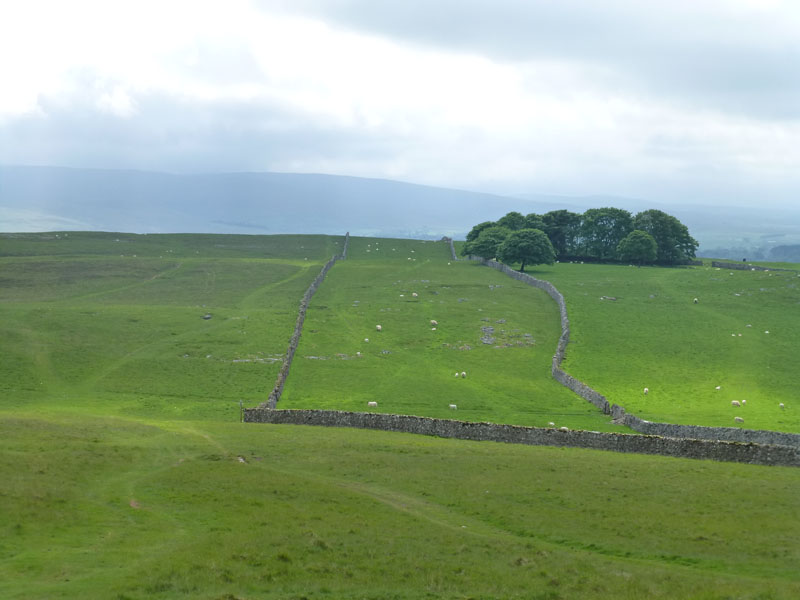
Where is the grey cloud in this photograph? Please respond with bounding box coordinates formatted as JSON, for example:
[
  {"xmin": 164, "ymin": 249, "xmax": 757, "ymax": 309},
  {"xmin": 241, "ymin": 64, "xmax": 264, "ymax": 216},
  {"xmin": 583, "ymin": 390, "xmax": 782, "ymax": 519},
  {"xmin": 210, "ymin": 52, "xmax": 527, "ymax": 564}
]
[{"xmin": 263, "ymin": 0, "xmax": 800, "ymax": 120}]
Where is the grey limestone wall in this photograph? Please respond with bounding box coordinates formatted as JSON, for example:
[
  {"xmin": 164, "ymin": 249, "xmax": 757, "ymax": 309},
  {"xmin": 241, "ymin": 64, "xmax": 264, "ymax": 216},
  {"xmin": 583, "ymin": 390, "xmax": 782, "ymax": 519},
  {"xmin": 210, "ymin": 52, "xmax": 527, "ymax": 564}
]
[
  {"xmin": 711, "ymin": 260, "xmax": 795, "ymax": 273},
  {"xmin": 442, "ymin": 237, "xmax": 457, "ymax": 260},
  {"xmin": 470, "ymin": 256, "xmax": 799, "ymax": 448},
  {"xmin": 261, "ymin": 233, "xmax": 349, "ymax": 408},
  {"xmin": 243, "ymin": 408, "xmax": 800, "ymax": 467}
]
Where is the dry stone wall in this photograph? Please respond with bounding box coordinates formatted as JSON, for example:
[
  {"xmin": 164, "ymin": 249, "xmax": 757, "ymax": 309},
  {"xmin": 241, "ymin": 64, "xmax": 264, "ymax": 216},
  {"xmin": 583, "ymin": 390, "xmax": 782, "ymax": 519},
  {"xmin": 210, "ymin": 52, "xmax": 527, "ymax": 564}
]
[
  {"xmin": 261, "ymin": 233, "xmax": 349, "ymax": 408},
  {"xmin": 469, "ymin": 256, "xmax": 800, "ymax": 449},
  {"xmin": 243, "ymin": 408, "xmax": 800, "ymax": 467}
]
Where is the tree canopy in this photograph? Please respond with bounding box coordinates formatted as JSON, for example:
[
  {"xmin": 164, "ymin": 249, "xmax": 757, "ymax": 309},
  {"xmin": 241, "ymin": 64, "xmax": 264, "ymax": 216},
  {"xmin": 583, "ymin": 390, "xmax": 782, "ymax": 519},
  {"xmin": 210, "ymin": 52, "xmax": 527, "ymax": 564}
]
[
  {"xmin": 497, "ymin": 228, "xmax": 556, "ymax": 272},
  {"xmin": 633, "ymin": 209, "xmax": 698, "ymax": 263},
  {"xmin": 463, "ymin": 206, "xmax": 696, "ymax": 266},
  {"xmin": 461, "ymin": 226, "xmax": 510, "ymax": 259},
  {"xmin": 617, "ymin": 230, "xmax": 658, "ymax": 265}
]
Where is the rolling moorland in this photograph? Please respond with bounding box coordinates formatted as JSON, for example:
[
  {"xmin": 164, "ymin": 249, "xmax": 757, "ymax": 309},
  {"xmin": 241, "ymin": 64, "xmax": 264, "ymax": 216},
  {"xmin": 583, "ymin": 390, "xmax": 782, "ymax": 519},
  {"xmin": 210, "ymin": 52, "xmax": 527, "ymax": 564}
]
[{"xmin": 1, "ymin": 231, "xmax": 799, "ymax": 599}]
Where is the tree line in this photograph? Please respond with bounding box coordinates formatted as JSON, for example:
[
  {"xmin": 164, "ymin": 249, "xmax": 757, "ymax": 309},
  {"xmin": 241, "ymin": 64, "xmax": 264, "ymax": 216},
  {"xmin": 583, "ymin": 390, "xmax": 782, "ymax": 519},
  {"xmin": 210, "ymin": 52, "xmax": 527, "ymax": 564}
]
[{"xmin": 462, "ymin": 208, "xmax": 698, "ymax": 271}]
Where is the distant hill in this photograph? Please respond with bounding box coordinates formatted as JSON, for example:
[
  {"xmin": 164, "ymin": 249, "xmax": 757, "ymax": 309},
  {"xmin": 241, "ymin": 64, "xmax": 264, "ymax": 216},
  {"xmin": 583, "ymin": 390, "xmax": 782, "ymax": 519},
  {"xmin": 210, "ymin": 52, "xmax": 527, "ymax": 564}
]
[
  {"xmin": 2, "ymin": 165, "xmax": 800, "ymax": 261},
  {"xmin": 0, "ymin": 165, "xmax": 569, "ymax": 240}
]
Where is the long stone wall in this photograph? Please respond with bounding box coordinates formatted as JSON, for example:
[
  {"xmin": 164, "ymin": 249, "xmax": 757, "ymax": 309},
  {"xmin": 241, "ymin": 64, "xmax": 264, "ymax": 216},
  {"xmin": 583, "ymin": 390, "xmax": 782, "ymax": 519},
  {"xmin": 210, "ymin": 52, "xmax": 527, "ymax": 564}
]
[
  {"xmin": 243, "ymin": 408, "xmax": 800, "ymax": 467},
  {"xmin": 261, "ymin": 233, "xmax": 349, "ymax": 408},
  {"xmin": 442, "ymin": 236, "xmax": 457, "ymax": 260},
  {"xmin": 469, "ymin": 256, "xmax": 800, "ymax": 448}
]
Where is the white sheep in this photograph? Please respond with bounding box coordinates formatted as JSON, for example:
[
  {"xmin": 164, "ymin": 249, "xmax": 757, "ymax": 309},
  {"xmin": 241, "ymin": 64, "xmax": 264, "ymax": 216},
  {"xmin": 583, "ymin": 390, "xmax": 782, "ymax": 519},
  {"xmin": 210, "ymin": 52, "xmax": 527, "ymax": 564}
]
[
  {"xmin": 548, "ymin": 422, "xmax": 556, "ymax": 427},
  {"xmin": 364, "ymin": 338, "xmax": 369, "ymax": 342},
  {"xmin": 693, "ymin": 297, "xmax": 699, "ymax": 304},
  {"xmin": 731, "ymin": 400, "xmax": 741, "ymax": 407},
  {"xmin": 741, "ymin": 399, "xmax": 746, "ymax": 405},
  {"xmin": 734, "ymin": 416, "xmax": 744, "ymax": 423},
  {"xmin": 430, "ymin": 319, "xmax": 438, "ymax": 326},
  {"xmin": 367, "ymin": 401, "xmax": 378, "ymax": 408},
  {"xmin": 643, "ymin": 387, "xmax": 649, "ymax": 395},
  {"xmin": 449, "ymin": 404, "xmax": 457, "ymax": 410},
  {"xmin": 559, "ymin": 426, "xmax": 569, "ymax": 432},
  {"xmin": 454, "ymin": 372, "xmax": 459, "ymax": 377},
  {"xmin": 431, "ymin": 327, "xmax": 437, "ymax": 330},
  {"xmin": 460, "ymin": 371, "xmax": 466, "ymax": 378},
  {"xmin": 376, "ymin": 325, "xmax": 382, "ymax": 331},
  {"xmin": 715, "ymin": 386, "xmax": 721, "ymax": 390},
  {"xmin": 412, "ymin": 292, "xmax": 418, "ymax": 297},
  {"xmin": 356, "ymin": 351, "xmax": 361, "ymax": 357},
  {"xmin": 780, "ymin": 403, "xmax": 785, "ymax": 409}
]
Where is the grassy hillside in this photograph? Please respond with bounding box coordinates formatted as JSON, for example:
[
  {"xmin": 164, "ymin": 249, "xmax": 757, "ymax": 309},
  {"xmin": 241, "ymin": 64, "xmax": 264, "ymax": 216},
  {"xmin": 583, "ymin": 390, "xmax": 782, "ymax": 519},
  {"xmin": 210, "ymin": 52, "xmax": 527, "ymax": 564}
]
[
  {"xmin": 0, "ymin": 232, "xmax": 341, "ymax": 420},
  {"xmin": 282, "ymin": 237, "xmax": 623, "ymax": 431},
  {"xmin": 2, "ymin": 232, "xmax": 799, "ymax": 598},
  {"xmin": 529, "ymin": 261, "xmax": 800, "ymax": 432},
  {"xmin": 2, "ymin": 413, "xmax": 799, "ymax": 600}
]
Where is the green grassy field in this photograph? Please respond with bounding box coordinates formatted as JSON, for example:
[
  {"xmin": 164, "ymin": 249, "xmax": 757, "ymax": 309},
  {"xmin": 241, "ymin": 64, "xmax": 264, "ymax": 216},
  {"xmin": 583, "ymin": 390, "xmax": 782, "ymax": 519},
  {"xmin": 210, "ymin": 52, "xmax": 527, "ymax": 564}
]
[
  {"xmin": 528, "ymin": 261, "xmax": 800, "ymax": 432},
  {"xmin": 281, "ymin": 237, "xmax": 624, "ymax": 431},
  {"xmin": 2, "ymin": 232, "xmax": 799, "ymax": 598}
]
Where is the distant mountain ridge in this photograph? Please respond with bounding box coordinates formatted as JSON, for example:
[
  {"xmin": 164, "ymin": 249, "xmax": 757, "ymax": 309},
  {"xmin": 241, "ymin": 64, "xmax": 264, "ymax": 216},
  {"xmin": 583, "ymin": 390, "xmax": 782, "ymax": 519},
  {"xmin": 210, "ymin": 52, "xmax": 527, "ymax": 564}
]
[
  {"xmin": 0, "ymin": 165, "xmax": 563, "ymax": 239},
  {"xmin": 2, "ymin": 165, "xmax": 800, "ymax": 261}
]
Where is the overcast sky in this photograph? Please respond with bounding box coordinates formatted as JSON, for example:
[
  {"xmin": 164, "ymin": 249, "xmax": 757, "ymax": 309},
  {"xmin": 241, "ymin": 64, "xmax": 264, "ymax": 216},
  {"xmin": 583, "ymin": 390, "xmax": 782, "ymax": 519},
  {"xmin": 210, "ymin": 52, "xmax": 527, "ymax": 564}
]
[{"xmin": 2, "ymin": 0, "xmax": 800, "ymax": 206}]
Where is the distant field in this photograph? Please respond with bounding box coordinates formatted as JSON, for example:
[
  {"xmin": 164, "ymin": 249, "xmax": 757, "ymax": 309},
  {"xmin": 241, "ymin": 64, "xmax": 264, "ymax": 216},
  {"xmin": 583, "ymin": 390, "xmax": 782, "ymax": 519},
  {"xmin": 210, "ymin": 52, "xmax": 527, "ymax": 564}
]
[
  {"xmin": 282, "ymin": 237, "xmax": 624, "ymax": 431},
  {"xmin": 2, "ymin": 232, "xmax": 799, "ymax": 599},
  {"xmin": 526, "ymin": 260, "xmax": 800, "ymax": 432}
]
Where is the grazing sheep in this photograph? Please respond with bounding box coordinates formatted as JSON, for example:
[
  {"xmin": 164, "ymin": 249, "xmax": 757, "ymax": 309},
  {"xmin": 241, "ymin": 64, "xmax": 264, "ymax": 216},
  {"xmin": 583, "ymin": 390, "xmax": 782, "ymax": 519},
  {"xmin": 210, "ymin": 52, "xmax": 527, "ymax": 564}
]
[
  {"xmin": 693, "ymin": 297, "xmax": 699, "ymax": 304},
  {"xmin": 548, "ymin": 422, "xmax": 556, "ymax": 427},
  {"xmin": 715, "ymin": 386, "xmax": 721, "ymax": 390},
  {"xmin": 367, "ymin": 401, "xmax": 378, "ymax": 408},
  {"xmin": 430, "ymin": 319, "xmax": 438, "ymax": 326},
  {"xmin": 643, "ymin": 387, "xmax": 649, "ymax": 395},
  {"xmin": 376, "ymin": 325, "xmax": 382, "ymax": 331},
  {"xmin": 460, "ymin": 371, "xmax": 466, "ymax": 378},
  {"xmin": 356, "ymin": 351, "xmax": 361, "ymax": 357},
  {"xmin": 449, "ymin": 404, "xmax": 457, "ymax": 410},
  {"xmin": 559, "ymin": 426, "xmax": 569, "ymax": 432},
  {"xmin": 734, "ymin": 416, "xmax": 744, "ymax": 423},
  {"xmin": 412, "ymin": 292, "xmax": 418, "ymax": 297},
  {"xmin": 780, "ymin": 403, "xmax": 785, "ymax": 409},
  {"xmin": 454, "ymin": 372, "xmax": 459, "ymax": 377},
  {"xmin": 731, "ymin": 400, "xmax": 741, "ymax": 407},
  {"xmin": 364, "ymin": 338, "xmax": 369, "ymax": 343},
  {"xmin": 431, "ymin": 327, "xmax": 437, "ymax": 330},
  {"xmin": 742, "ymin": 399, "xmax": 746, "ymax": 405}
]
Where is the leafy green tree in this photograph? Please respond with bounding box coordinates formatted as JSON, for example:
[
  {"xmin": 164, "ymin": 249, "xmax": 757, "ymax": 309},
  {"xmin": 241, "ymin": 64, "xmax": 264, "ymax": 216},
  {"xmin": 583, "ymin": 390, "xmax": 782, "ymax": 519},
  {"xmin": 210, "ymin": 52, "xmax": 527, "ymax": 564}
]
[
  {"xmin": 497, "ymin": 228, "xmax": 556, "ymax": 272},
  {"xmin": 496, "ymin": 211, "xmax": 526, "ymax": 231},
  {"xmin": 542, "ymin": 209, "xmax": 582, "ymax": 257},
  {"xmin": 633, "ymin": 209, "xmax": 698, "ymax": 264},
  {"xmin": 462, "ymin": 226, "xmax": 510, "ymax": 259},
  {"xmin": 580, "ymin": 207, "xmax": 633, "ymax": 260},
  {"xmin": 524, "ymin": 213, "xmax": 545, "ymax": 231},
  {"xmin": 466, "ymin": 221, "xmax": 497, "ymax": 243},
  {"xmin": 617, "ymin": 230, "xmax": 658, "ymax": 265}
]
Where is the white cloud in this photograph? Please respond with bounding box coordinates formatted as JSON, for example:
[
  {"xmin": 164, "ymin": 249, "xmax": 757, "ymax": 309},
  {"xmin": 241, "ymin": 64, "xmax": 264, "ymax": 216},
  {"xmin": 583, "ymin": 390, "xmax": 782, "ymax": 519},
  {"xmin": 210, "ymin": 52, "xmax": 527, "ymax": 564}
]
[{"xmin": 2, "ymin": 0, "xmax": 800, "ymax": 206}]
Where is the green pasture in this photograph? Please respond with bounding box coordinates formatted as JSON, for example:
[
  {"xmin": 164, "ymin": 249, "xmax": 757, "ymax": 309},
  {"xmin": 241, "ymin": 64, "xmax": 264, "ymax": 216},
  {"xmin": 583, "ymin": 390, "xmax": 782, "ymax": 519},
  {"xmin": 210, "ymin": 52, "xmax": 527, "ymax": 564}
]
[
  {"xmin": 0, "ymin": 233, "xmax": 338, "ymax": 420},
  {"xmin": 524, "ymin": 261, "xmax": 800, "ymax": 431},
  {"xmin": 2, "ymin": 413, "xmax": 799, "ymax": 600},
  {"xmin": 2, "ymin": 232, "xmax": 800, "ymax": 598},
  {"xmin": 282, "ymin": 237, "xmax": 623, "ymax": 431}
]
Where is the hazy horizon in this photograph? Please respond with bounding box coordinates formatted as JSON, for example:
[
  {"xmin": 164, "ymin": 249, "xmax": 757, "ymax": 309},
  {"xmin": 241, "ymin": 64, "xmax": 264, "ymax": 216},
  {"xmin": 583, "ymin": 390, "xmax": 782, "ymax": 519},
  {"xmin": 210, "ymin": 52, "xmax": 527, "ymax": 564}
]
[{"xmin": 3, "ymin": 1, "xmax": 800, "ymax": 212}]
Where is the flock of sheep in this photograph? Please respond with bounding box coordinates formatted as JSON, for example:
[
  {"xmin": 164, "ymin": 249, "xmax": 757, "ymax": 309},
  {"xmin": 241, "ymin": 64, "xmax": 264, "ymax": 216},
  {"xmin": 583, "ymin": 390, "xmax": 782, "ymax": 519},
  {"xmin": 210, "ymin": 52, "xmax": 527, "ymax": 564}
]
[{"xmin": 643, "ymin": 384, "xmax": 787, "ymax": 425}]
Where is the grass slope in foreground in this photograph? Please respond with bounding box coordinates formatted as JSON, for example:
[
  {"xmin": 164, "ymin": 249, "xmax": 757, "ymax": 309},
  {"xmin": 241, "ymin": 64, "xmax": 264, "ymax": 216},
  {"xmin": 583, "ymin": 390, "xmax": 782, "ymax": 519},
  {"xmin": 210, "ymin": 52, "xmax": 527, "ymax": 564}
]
[
  {"xmin": 281, "ymin": 237, "xmax": 623, "ymax": 431},
  {"xmin": 2, "ymin": 413, "xmax": 799, "ymax": 599},
  {"xmin": 529, "ymin": 261, "xmax": 800, "ymax": 432}
]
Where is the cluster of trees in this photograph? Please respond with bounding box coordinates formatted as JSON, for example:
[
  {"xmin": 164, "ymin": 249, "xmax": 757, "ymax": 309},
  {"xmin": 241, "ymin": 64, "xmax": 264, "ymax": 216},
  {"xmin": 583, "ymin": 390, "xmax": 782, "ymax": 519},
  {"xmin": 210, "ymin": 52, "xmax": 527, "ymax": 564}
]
[{"xmin": 462, "ymin": 208, "xmax": 698, "ymax": 270}]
